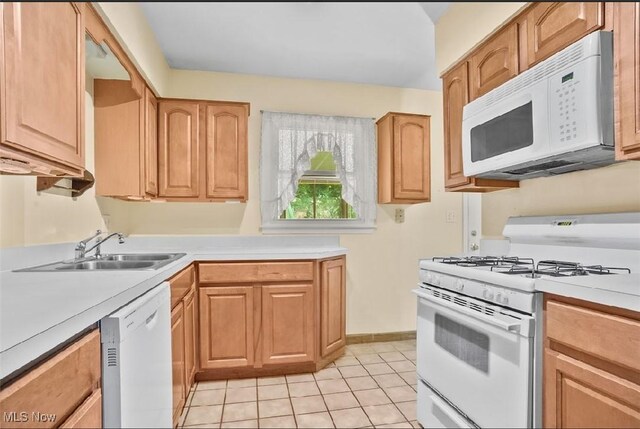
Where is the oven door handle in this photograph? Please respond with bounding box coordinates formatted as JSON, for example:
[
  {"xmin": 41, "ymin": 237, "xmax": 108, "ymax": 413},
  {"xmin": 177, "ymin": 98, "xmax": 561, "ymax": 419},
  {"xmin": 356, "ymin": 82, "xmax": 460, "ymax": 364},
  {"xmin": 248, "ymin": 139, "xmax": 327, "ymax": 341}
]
[{"xmin": 414, "ymin": 289, "xmax": 522, "ymax": 333}]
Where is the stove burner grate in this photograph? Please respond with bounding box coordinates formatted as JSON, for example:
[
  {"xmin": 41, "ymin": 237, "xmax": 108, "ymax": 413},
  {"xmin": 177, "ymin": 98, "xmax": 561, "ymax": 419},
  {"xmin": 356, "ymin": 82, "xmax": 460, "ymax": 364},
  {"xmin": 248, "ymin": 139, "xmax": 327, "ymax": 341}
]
[
  {"xmin": 536, "ymin": 260, "xmax": 632, "ymax": 277},
  {"xmin": 432, "ymin": 256, "xmax": 632, "ymax": 277}
]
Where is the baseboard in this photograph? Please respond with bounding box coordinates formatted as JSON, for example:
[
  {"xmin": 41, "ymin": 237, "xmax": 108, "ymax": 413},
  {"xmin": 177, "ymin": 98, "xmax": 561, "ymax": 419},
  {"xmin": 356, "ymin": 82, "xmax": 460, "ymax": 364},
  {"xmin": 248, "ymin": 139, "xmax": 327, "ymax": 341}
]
[{"xmin": 346, "ymin": 330, "xmax": 416, "ymax": 344}]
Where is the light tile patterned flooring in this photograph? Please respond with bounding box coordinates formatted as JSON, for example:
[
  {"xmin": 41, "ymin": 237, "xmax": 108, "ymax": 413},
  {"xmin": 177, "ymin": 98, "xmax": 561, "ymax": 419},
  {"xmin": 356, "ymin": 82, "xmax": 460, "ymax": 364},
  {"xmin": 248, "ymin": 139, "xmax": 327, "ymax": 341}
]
[{"xmin": 179, "ymin": 340, "xmax": 419, "ymax": 428}]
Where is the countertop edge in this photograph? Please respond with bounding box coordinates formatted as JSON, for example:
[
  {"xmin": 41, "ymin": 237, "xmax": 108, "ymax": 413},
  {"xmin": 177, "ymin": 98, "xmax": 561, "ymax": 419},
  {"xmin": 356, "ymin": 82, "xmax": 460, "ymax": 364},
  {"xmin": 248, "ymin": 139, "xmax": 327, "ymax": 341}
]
[{"xmin": 535, "ymin": 279, "xmax": 640, "ymax": 313}]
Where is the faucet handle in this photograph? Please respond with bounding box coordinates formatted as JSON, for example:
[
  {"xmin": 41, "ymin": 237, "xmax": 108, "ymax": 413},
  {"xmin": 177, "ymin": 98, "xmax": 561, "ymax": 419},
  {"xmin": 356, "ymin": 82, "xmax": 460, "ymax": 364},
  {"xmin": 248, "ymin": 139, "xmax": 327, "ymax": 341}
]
[{"xmin": 117, "ymin": 233, "xmax": 125, "ymax": 244}]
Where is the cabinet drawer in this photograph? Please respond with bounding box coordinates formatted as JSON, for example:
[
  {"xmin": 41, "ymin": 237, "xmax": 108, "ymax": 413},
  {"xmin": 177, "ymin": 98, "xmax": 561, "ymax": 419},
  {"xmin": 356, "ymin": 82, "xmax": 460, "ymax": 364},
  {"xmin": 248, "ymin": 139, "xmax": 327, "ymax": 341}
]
[
  {"xmin": 546, "ymin": 300, "xmax": 640, "ymax": 372},
  {"xmin": 0, "ymin": 330, "xmax": 101, "ymax": 428},
  {"xmin": 170, "ymin": 264, "xmax": 195, "ymax": 309},
  {"xmin": 199, "ymin": 262, "xmax": 314, "ymax": 283}
]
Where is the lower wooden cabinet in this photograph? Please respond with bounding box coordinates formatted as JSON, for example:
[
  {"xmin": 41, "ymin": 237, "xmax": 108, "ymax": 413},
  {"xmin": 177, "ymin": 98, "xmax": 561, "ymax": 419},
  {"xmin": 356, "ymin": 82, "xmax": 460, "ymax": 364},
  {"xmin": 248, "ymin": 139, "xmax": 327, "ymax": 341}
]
[
  {"xmin": 0, "ymin": 329, "xmax": 101, "ymax": 428},
  {"xmin": 543, "ymin": 295, "xmax": 640, "ymax": 428},
  {"xmin": 320, "ymin": 257, "xmax": 347, "ymax": 357},
  {"xmin": 184, "ymin": 288, "xmax": 197, "ymax": 387},
  {"xmin": 199, "ymin": 285, "xmax": 255, "ymax": 370},
  {"xmin": 169, "ymin": 265, "xmax": 198, "ymax": 427},
  {"xmin": 262, "ymin": 283, "xmax": 315, "ymax": 365},
  {"xmin": 170, "ymin": 303, "xmax": 186, "ymax": 426},
  {"xmin": 196, "ymin": 257, "xmax": 347, "ymax": 378}
]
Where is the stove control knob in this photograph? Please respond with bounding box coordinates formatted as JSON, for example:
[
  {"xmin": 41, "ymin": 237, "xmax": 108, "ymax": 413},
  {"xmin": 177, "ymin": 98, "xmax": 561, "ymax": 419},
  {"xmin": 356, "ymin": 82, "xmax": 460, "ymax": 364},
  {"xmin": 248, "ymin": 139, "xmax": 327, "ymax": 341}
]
[
  {"xmin": 495, "ymin": 292, "xmax": 502, "ymax": 303},
  {"xmin": 424, "ymin": 273, "xmax": 433, "ymax": 284},
  {"xmin": 482, "ymin": 289, "xmax": 494, "ymax": 300},
  {"xmin": 433, "ymin": 275, "xmax": 441, "ymax": 286},
  {"xmin": 502, "ymin": 295, "xmax": 509, "ymax": 305},
  {"xmin": 455, "ymin": 279, "xmax": 465, "ymax": 291}
]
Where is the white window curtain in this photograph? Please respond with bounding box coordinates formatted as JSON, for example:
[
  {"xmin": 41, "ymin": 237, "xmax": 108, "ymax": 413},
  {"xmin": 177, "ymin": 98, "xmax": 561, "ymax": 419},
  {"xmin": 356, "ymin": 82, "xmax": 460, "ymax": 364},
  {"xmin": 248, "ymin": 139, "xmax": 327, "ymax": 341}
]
[{"xmin": 260, "ymin": 111, "xmax": 377, "ymax": 233}]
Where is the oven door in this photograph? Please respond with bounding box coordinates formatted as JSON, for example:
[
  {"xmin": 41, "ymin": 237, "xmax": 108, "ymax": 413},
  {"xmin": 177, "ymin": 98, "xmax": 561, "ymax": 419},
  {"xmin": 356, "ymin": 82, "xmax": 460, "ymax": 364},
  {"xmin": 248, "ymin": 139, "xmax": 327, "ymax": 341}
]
[
  {"xmin": 461, "ymin": 81, "xmax": 549, "ymax": 178},
  {"xmin": 414, "ymin": 287, "xmax": 534, "ymax": 428}
]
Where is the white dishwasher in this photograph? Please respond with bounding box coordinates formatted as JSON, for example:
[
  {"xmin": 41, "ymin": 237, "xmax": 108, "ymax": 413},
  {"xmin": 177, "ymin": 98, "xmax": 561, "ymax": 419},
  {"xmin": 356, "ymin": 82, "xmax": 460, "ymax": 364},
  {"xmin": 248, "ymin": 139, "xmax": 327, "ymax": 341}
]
[{"xmin": 101, "ymin": 282, "xmax": 172, "ymax": 428}]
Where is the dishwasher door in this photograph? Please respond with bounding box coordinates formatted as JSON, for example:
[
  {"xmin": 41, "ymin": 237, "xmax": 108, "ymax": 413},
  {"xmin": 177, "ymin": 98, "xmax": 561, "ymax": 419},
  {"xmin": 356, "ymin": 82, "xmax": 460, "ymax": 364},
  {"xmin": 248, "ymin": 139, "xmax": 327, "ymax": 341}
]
[{"xmin": 101, "ymin": 282, "xmax": 172, "ymax": 428}]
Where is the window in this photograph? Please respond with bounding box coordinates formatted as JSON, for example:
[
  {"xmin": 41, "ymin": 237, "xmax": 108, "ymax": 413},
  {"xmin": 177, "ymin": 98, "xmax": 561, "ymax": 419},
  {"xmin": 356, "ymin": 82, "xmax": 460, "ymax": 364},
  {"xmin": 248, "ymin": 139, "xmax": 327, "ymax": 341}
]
[{"xmin": 260, "ymin": 112, "xmax": 376, "ymax": 233}]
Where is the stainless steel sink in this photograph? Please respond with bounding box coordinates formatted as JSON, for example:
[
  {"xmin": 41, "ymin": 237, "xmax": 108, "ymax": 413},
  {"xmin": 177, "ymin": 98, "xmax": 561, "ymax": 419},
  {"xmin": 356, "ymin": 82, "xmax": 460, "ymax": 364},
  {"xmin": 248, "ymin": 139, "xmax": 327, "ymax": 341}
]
[
  {"xmin": 15, "ymin": 253, "xmax": 186, "ymax": 272},
  {"xmin": 103, "ymin": 253, "xmax": 177, "ymax": 262},
  {"xmin": 55, "ymin": 260, "xmax": 157, "ymax": 270}
]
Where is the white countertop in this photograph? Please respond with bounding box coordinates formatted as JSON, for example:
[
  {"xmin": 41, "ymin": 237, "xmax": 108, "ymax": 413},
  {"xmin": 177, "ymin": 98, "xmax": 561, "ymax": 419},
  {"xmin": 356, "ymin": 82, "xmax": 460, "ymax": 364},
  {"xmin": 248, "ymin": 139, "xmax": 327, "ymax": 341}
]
[
  {"xmin": 0, "ymin": 236, "xmax": 346, "ymax": 380},
  {"xmin": 536, "ymin": 273, "xmax": 640, "ymax": 312}
]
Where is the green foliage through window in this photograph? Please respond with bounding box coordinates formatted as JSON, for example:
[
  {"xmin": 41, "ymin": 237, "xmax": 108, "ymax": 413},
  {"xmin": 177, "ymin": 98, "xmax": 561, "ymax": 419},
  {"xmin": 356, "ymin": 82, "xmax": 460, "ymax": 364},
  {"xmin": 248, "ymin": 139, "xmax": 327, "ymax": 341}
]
[{"xmin": 281, "ymin": 152, "xmax": 357, "ymax": 220}]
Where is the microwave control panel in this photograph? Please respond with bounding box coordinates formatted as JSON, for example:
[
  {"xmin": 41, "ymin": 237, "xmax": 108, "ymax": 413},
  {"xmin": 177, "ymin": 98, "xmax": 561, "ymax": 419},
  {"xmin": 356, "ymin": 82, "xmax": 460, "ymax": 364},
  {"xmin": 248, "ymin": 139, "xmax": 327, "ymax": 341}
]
[{"xmin": 549, "ymin": 62, "xmax": 591, "ymax": 147}]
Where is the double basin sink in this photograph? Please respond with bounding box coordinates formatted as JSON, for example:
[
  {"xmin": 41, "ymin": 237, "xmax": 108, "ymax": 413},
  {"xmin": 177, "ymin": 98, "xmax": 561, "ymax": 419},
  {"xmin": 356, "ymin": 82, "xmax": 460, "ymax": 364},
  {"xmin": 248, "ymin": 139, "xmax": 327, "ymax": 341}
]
[{"xmin": 16, "ymin": 253, "xmax": 186, "ymax": 272}]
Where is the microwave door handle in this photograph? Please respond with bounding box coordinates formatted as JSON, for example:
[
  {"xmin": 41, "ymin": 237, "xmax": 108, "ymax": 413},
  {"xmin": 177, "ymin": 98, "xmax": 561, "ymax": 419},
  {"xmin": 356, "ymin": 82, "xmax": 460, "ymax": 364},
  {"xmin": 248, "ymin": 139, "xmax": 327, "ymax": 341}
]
[
  {"xmin": 429, "ymin": 393, "xmax": 476, "ymax": 428},
  {"xmin": 414, "ymin": 289, "xmax": 521, "ymax": 333}
]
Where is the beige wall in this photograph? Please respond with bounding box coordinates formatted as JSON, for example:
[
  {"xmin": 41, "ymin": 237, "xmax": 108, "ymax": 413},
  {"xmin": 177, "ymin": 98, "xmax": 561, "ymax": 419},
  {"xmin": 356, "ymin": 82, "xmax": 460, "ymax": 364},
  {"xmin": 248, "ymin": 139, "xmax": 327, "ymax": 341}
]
[
  {"xmin": 0, "ymin": 79, "xmax": 125, "ymax": 249},
  {"xmin": 110, "ymin": 70, "xmax": 462, "ymax": 334},
  {"xmin": 0, "ymin": 32, "xmax": 462, "ymax": 334},
  {"xmin": 95, "ymin": 2, "xmax": 171, "ymax": 96},
  {"xmin": 436, "ymin": 2, "xmax": 640, "ymax": 238}
]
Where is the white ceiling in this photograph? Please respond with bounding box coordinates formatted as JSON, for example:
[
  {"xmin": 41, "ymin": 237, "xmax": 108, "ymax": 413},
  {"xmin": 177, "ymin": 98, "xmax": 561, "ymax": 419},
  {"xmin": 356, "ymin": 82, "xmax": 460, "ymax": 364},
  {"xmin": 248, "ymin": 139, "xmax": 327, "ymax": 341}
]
[{"xmin": 139, "ymin": 2, "xmax": 450, "ymax": 90}]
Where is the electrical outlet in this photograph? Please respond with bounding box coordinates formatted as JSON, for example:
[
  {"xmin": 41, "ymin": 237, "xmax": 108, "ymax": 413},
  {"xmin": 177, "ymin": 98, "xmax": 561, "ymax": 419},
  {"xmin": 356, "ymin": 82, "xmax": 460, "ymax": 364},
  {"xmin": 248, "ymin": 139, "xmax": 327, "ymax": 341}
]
[
  {"xmin": 446, "ymin": 210, "xmax": 456, "ymax": 223},
  {"xmin": 395, "ymin": 208, "xmax": 405, "ymax": 223}
]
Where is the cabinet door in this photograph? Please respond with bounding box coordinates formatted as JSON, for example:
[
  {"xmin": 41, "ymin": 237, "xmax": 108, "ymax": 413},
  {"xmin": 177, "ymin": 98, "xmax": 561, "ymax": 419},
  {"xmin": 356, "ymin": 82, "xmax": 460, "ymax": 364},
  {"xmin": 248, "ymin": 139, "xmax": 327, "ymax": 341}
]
[
  {"xmin": 171, "ymin": 303, "xmax": 186, "ymax": 426},
  {"xmin": 468, "ymin": 23, "xmax": 519, "ymax": 100},
  {"xmin": 443, "ymin": 63, "xmax": 471, "ymax": 188},
  {"xmin": 526, "ymin": 2, "xmax": 604, "ymax": 68},
  {"xmin": 320, "ymin": 257, "xmax": 346, "ymax": 357},
  {"xmin": 615, "ymin": 2, "xmax": 640, "ymax": 160},
  {"xmin": 0, "ymin": 2, "xmax": 84, "ymax": 170},
  {"xmin": 205, "ymin": 104, "xmax": 248, "ymax": 200},
  {"xmin": 183, "ymin": 286, "xmax": 196, "ymax": 389},
  {"xmin": 199, "ymin": 286, "xmax": 254, "ymax": 369},
  {"xmin": 262, "ymin": 283, "xmax": 315, "ymax": 365},
  {"xmin": 544, "ymin": 350, "xmax": 640, "ymax": 428},
  {"xmin": 158, "ymin": 100, "xmax": 200, "ymax": 197},
  {"xmin": 144, "ymin": 87, "xmax": 158, "ymax": 196},
  {"xmin": 392, "ymin": 115, "xmax": 430, "ymax": 201}
]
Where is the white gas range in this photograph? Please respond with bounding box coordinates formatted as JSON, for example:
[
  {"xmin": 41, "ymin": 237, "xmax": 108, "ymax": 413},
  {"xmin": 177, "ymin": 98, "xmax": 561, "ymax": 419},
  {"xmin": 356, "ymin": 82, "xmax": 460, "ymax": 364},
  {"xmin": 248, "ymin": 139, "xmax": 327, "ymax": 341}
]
[{"xmin": 414, "ymin": 212, "xmax": 640, "ymax": 429}]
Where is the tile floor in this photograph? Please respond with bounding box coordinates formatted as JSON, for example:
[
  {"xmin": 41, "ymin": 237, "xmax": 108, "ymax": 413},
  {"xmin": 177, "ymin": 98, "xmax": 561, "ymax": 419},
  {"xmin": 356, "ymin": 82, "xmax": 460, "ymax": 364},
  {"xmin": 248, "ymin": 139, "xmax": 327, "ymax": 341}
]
[{"xmin": 179, "ymin": 339, "xmax": 419, "ymax": 428}]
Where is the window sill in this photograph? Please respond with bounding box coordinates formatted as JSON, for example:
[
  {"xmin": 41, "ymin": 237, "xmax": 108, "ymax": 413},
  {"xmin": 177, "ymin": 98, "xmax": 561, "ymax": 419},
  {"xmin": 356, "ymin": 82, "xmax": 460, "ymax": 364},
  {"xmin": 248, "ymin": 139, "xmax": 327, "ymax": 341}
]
[{"xmin": 261, "ymin": 219, "xmax": 375, "ymax": 234}]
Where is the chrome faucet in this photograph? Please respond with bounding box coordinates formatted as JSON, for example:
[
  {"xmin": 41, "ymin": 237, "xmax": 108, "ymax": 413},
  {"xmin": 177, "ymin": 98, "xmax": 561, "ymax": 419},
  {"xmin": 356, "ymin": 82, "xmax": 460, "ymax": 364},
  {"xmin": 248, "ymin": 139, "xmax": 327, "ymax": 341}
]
[
  {"xmin": 75, "ymin": 230, "xmax": 125, "ymax": 260},
  {"xmin": 75, "ymin": 230, "xmax": 103, "ymax": 260}
]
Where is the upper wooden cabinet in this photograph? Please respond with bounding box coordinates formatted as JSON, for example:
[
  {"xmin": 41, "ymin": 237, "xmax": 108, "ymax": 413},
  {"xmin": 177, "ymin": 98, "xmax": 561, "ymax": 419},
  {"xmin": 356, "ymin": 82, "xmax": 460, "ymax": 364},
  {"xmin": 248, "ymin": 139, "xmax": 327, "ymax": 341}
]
[
  {"xmin": 320, "ymin": 257, "xmax": 347, "ymax": 358},
  {"xmin": 144, "ymin": 88, "xmax": 159, "ymax": 196},
  {"xmin": 543, "ymin": 296, "xmax": 640, "ymax": 428},
  {"xmin": 0, "ymin": 2, "xmax": 84, "ymax": 176},
  {"xmin": 614, "ymin": 2, "xmax": 640, "ymax": 161},
  {"xmin": 524, "ymin": 2, "xmax": 605, "ymax": 68},
  {"xmin": 442, "ymin": 64, "xmax": 519, "ymax": 192},
  {"xmin": 377, "ymin": 112, "xmax": 431, "ymax": 204},
  {"xmin": 94, "ymin": 81, "xmax": 158, "ymax": 199},
  {"xmin": 158, "ymin": 100, "xmax": 200, "ymax": 198},
  {"xmin": 205, "ymin": 104, "xmax": 248, "ymax": 200},
  {"xmin": 469, "ymin": 23, "xmax": 519, "ymax": 100},
  {"xmin": 157, "ymin": 99, "xmax": 249, "ymax": 201}
]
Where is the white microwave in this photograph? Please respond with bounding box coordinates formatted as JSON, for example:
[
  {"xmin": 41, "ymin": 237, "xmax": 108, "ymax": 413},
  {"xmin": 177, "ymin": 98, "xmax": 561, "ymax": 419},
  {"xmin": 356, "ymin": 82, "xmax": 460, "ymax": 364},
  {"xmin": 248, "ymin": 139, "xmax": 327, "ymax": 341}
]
[{"xmin": 462, "ymin": 31, "xmax": 614, "ymax": 181}]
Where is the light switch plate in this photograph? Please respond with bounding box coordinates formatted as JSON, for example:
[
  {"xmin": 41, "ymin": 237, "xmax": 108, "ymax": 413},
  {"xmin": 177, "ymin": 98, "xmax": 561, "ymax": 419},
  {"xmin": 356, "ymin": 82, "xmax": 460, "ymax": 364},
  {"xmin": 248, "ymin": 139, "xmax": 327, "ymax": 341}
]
[{"xmin": 395, "ymin": 208, "xmax": 405, "ymax": 223}]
